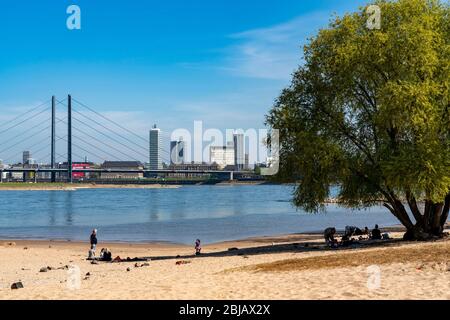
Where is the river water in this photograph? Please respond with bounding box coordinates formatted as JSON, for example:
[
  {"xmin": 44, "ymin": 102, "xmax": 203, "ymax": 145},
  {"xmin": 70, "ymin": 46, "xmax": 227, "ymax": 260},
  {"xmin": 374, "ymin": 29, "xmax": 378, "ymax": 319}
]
[{"xmin": 0, "ymin": 185, "xmax": 401, "ymax": 244}]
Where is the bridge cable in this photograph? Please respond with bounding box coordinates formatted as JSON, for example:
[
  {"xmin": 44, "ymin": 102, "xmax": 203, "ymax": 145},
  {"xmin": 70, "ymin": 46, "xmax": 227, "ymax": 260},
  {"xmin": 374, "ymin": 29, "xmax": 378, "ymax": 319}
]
[{"xmin": 0, "ymin": 100, "xmax": 50, "ymax": 131}]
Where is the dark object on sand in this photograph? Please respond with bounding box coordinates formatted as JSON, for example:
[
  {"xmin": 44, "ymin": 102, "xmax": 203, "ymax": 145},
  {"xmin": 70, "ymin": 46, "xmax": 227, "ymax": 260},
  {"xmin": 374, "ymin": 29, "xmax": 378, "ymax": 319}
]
[
  {"xmin": 126, "ymin": 257, "xmax": 147, "ymax": 262},
  {"xmin": 134, "ymin": 262, "xmax": 150, "ymax": 268},
  {"xmin": 111, "ymin": 256, "xmax": 147, "ymax": 263},
  {"xmin": 228, "ymin": 247, "xmax": 239, "ymax": 251},
  {"xmin": 112, "ymin": 256, "xmax": 122, "ymax": 263},
  {"xmin": 126, "ymin": 267, "xmax": 131, "ymax": 271},
  {"xmin": 40, "ymin": 266, "xmax": 51, "ymax": 272},
  {"xmin": 340, "ymin": 236, "xmax": 357, "ymax": 247},
  {"xmin": 11, "ymin": 282, "xmax": 24, "ymax": 289},
  {"xmin": 176, "ymin": 260, "xmax": 191, "ymax": 265},
  {"xmin": 55, "ymin": 265, "xmax": 68, "ymax": 270}
]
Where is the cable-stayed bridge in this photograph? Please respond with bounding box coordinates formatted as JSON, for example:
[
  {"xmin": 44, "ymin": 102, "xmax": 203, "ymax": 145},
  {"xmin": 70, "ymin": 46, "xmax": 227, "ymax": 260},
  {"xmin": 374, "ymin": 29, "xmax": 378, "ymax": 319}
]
[{"xmin": 0, "ymin": 95, "xmax": 235, "ymax": 182}]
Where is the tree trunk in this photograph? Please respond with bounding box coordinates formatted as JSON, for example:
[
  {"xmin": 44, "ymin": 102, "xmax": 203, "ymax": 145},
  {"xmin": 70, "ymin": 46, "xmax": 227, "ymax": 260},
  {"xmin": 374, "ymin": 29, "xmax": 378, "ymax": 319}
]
[
  {"xmin": 383, "ymin": 191, "xmax": 449, "ymax": 241},
  {"xmin": 440, "ymin": 193, "xmax": 450, "ymax": 231},
  {"xmin": 401, "ymin": 195, "xmax": 450, "ymax": 241}
]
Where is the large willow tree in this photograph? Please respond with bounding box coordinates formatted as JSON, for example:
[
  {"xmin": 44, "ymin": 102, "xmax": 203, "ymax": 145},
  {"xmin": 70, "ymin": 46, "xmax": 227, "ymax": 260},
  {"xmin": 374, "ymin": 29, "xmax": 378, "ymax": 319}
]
[{"xmin": 266, "ymin": 0, "xmax": 449, "ymax": 240}]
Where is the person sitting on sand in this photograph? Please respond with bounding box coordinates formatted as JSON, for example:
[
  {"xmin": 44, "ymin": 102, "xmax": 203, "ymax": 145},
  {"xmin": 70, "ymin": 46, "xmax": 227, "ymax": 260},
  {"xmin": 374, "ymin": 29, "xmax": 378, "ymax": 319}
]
[
  {"xmin": 100, "ymin": 248, "xmax": 112, "ymax": 261},
  {"xmin": 354, "ymin": 227, "xmax": 364, "ymax": 236},
  {"xmin": 344, "ymin": 225, "xmax": 359, "ymax": 237},
  {"xmin": 195, "ymin": 239, "xmax": 201, "ymax": 255},
  {"xmin": 90, "ymin": 229, "xmax": 98, "ymax": 257},
  {"xmin": 371, "ymin": 225, "xmax": 382, "ymax": 240},
  {"xmin": 323, "ymin": 227, "xmax": 337, "ymax": 247}
]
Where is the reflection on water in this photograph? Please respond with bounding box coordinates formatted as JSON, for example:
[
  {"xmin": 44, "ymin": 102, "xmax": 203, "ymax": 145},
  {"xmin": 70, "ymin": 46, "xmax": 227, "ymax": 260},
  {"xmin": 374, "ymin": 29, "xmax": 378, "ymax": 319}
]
[
  {"xmin": 65, "ymin": 192, "xmax": 73, "ymax": 225},
  {"xmin": 149, "ymin": 190, "xmax": 160, "ymax": 222},
  {"xmin": 0, "ymin": 185, "xmax": 407, "ymax": 244},
  {"xmin": 48, "ymin": 192, "xmax": 56, "ymax": 226}
]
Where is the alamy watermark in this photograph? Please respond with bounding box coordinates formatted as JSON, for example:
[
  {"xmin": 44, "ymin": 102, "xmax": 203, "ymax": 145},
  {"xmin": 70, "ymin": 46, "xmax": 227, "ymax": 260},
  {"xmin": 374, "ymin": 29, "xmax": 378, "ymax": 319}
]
[
  {"xmin": 366, "ymin": 265, "xmax": 381, "ymax": 290},
  {"xmin": 168, "ymin": 121, "xmax": 279, "ymax": 175},
  {"xmin": 67, "ymin": 265, "xmax": 81, "ymax": 290},
  {"xmin": 67, "ymin": 5, "xmax": 81, "ymax": 30},
  {"xmin": 366, "ymin": 5, "xmax": 381, "ymax": 30},
  {"xmin": 65, "ymin": 4, "xmax": 381, "ymax": 32}
]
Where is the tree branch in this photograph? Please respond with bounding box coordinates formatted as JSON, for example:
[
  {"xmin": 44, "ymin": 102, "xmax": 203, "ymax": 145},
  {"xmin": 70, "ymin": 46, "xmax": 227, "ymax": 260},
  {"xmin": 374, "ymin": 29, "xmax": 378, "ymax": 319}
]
[{"xmin": 406, "ymin": 190, "xmax": 423, "ymax": 226}]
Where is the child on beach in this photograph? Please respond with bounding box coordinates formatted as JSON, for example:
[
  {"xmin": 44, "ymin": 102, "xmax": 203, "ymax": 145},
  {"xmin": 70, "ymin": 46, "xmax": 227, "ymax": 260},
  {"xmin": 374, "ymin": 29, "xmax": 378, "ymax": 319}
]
[{"xmin": 195, "ymin": 239, "xmax": 201, "ymax": 255}]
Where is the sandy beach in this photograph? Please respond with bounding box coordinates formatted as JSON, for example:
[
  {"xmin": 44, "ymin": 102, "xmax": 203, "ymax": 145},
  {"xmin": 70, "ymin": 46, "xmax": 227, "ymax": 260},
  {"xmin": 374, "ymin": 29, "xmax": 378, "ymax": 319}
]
[{"xmin": 1, "ymin": 228, "xmax": 448, "ymax": 300}]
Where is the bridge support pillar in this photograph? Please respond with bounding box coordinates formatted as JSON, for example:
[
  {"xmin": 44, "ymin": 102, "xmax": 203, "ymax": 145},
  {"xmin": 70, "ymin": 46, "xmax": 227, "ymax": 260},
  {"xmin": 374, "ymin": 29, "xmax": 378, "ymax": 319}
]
[
  {"xmin": 67, "ymin": 95, "xmax": 73, "ymax": 183},
  {"xmin": 51, "ymin": 96, "xmax": 56, "ymax": 183},
  {"xmin": 230, "ymin": 171, "xmax": 234, "ymax": 181},
  {"xmin": 34, "ymin": 171, "xmax": 37, "ymax": 183},
  {"xmin": 0, "ymin": 171, "xmax": 3, "ymax": 183}
]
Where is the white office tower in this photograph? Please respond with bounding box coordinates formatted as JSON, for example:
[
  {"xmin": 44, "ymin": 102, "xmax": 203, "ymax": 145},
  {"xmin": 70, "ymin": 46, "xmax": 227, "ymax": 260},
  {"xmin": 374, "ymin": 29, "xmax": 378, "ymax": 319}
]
[
  {"xmin": 170, "ymin": 138, "xmax": 185, "ymax": 165},
  {"xmin": 210, "ymin": 145, "xmax": 235, "ymax": 169},
  {"xmin": 233, "ymin": 133, "xmax": 245, "ymax": 171},
  {"xmin": 149, "ymin": 125, "xmax": 162, "ymax": 170}
]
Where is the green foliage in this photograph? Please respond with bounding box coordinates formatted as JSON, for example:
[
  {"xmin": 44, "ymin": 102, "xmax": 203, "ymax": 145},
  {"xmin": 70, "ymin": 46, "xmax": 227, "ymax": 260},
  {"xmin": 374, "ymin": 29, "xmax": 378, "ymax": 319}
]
[{"xmin": 266, "ymin": 0, "xmax": 450, "ymax": 212}]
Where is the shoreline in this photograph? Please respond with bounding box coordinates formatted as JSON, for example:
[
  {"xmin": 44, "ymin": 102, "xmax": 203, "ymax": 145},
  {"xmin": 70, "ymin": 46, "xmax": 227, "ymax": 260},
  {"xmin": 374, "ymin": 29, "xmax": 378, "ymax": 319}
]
[
  {"xmin": 0, "ymin": 224, "xmax": 409, "ymax": 246},
  {"xmin": 0, "ymin": 183, "xmax": 181, "ymax": 191},
  {"xmin": 0, "ymin": 181, "xmax": 275, "ymax": 191}
]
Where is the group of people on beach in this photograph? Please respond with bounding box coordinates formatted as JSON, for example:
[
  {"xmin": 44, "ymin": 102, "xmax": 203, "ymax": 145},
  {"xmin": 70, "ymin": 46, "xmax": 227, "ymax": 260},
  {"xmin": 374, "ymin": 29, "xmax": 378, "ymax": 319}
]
[
  {"xmin": 87, "ymin": 228, "xmax": 203, "ymax": 259},
  {"xmin": 323, "ymin": 224, "xmax": 386, "ymax": 248},
  {"xmin": 87, "ymin": 225, "xmax": 388, "ymax": 260}
]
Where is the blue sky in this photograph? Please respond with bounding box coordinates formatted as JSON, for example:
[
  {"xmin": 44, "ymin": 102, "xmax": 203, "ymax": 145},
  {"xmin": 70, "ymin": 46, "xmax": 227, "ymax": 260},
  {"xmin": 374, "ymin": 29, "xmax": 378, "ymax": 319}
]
[{"xmin": 0, "ymin": 0, "xmax": 369, "ymax": 163}]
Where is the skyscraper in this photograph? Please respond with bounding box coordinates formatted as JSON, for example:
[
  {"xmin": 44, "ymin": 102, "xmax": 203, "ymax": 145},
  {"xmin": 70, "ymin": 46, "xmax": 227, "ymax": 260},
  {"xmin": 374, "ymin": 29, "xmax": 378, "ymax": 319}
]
[
  {"xmin": 233, "ymin": 133, "xmax": 244, "ymax": 171},
  {"xmin": 170, "ymin": 138, "xmax": 185, "ymax": 165},
  {"xmin": 149, "ymin": 125, "xmax": 162, "ymax": 170},
  {"xmin": 23, "ymin": 151, "xmax": 31, "ymax": 165},
  {"xmin": 210, "ymin": 145, "xmax": 234, "ymax": 169}
]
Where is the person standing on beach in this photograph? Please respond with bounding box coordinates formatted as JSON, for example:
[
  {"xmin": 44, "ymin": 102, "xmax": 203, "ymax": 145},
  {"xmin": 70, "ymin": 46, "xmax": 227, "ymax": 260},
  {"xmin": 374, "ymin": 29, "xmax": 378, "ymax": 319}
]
[
  {"xmin": 90, "ymin": 229, "xmax": 98, "ymax": 257},
  {"xmin": 195, "ymin": 239, "xmax": 201, "ymax": 255}
]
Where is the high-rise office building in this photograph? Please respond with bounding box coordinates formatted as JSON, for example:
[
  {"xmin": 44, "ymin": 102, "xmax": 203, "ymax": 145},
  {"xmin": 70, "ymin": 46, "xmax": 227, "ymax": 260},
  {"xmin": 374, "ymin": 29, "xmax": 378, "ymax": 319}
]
[
  {"xmin": 23, "ymin": 151, "xmax": 31, "ymax": 165},
  {"xmin": 149, "ymin": 125, "xmax": 162, "ymax": 170},
  {"xmin": 210, "ymin": 145, "xmax": 235, "ymax": 169},
  {"xmin": 170, "ymin": 138, "xmax": 185, "ymax": 165},
  {"xmin": 233, "ymin": 133, "xmax": 244, "ymax": 171}
]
